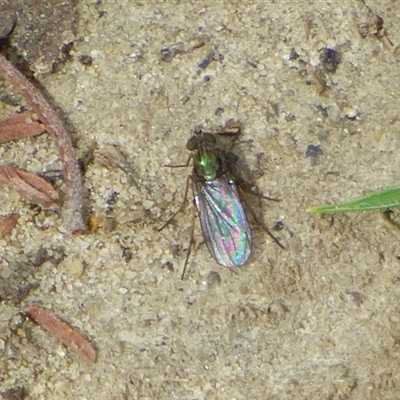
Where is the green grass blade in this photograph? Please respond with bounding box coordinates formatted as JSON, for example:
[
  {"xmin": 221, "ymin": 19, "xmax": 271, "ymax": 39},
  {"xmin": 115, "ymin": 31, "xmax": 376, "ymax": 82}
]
[{"xmin": 308, "ymin": 185, "xmax": 400, "ymax": 214}]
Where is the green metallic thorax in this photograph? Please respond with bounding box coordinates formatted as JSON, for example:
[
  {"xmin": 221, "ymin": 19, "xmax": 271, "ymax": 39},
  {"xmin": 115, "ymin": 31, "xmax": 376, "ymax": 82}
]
[
  {"xmin": 194, "ymin": 139, "xmax": 221, "ymax": 182},
  {"xmin": 187, "ymin": 131, "xmax": 222, "ymax": 181}
]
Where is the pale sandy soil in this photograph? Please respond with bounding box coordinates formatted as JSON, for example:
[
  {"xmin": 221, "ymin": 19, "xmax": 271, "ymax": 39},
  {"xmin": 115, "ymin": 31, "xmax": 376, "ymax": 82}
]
[{"xmin": 1, "ymin": 1, "xmax": 400, "ymax": 399}]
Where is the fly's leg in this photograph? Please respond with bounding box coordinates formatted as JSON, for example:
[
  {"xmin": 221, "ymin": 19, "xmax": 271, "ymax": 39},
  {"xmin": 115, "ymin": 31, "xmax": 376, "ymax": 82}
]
[
  {"xmin": 158, "ymin": 173, "xmax": 197, "ymax": 279},
  {"xmin": 222, "ymin": 137, "xmax": 283, "ymax": 244},
  {"xmin": 158, "ymin": 155, "xmax": 192, "ymax": 231},
  {"xmin": 181, "ymin": 182, "xmax": 197, "ymax": 279},
  {"xmin": 234, "ymin": 177, "xmax": 281, "ymax": 202},
  {"xmin": 237, "ymin": 182, "xmax": 285, "ymax": 250},
  {"xmin": 158, "ymin": 174, "xmax": 191, "ymax": 231},
  {"xmin": 198, "ymin": 120, "xmax": 243, "ymax": 153},
  {"xmin": 163, "ymin": 155, "xmax": 192, "ymax": 169},
  {"xmin": 226, "ymin": 154, "xmax": 281, "ymax": 202}
]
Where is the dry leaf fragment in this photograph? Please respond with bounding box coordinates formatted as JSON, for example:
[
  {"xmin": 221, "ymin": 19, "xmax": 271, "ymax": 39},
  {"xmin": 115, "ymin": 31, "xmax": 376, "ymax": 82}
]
[
  {"xmin": 0, "ymin": 111, "xmax": 46, "ymax": 143},
  {"xmin": 25, "ymin": 305, "xmax": 97, "ymax": 363},
  {"xmin": 0, "ymin": 213, "xmax": 18, "ymax": 235},
  {"xmin": 0, "ymin": 164, "xmax": 59, "ymax": 207}
]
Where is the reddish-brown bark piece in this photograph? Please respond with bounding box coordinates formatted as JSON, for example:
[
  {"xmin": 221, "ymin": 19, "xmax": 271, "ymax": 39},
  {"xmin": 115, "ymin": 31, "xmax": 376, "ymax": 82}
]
[
  {"xmin": 0, "ymin": 164, "xmax": 59, "ymax": 207},
  {"xmin": 0, "ymin": 213, "xmax": 18, "ymax": 235},
  {"xmin": 25, "ymin": 305, "xmax": 97, "ymax": 363},
  {"xmin": 0, "ymin": 111, "xmax": 46, "ymax": 143},
  {"xmin": 0, "ymin": 53, "xmax": 85, "ymax": 232}
]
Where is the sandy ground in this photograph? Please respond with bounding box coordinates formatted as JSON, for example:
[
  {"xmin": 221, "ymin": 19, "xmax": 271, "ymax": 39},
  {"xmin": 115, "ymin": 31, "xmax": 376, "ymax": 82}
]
[{"xmin": 1, "ymin": 1, "xmax": 400, "ymax": 399}]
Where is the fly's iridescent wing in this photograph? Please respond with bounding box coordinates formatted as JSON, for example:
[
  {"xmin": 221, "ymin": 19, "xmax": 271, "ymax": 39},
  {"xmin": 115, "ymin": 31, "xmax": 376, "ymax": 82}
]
[{"xmin": 194, "ymin": 175, "xmax": 252, "ymax": 267}]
